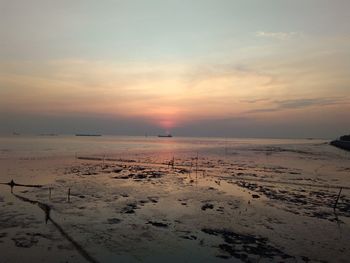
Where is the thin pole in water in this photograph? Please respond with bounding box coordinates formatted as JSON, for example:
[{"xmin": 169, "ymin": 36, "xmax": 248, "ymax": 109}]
[
  {"xmin": 10, "ymin": 179, "xmax": 15, "ymax": 193},
  {"xmin": 196, "ymin": 152, "xmax": 198, "ymax": 177},
  {"xmin": 67, "ymin": 188, "xmax": 71, "ymax": 203},
  {"xmin": 334, "ymin": 187, "xmax": 343, "ymax": 211}
]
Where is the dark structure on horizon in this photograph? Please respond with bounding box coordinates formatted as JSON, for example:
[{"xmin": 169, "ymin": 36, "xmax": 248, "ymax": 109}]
[
  {"xmin": 75, "ymin": 134, "xmax": 102, "ymax": 137},
  {"xmin": 330, "ymin": 134, "xmax": 350, "ymax": 151},
  {"xmin": 158, "ymin": 134, "xmax": 173, "ymax": 138}
]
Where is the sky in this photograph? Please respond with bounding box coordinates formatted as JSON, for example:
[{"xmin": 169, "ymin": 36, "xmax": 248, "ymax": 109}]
[{"xmin": 0, "ymin": 0, "xmax": 349, "ymax": 138}]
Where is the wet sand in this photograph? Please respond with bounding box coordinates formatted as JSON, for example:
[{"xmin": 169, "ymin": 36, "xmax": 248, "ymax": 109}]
[{"xmin": 0, "ymin": 136, "xmax": 349, "ymax": 262}]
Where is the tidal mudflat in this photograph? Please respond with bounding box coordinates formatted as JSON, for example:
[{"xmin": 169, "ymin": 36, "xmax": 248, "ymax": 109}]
[{"xmin": 0, "ymin": 136, "xmax": 349, "ymax": 262}]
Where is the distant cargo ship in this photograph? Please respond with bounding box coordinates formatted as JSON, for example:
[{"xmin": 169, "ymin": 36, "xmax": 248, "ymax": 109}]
[
  {"xmin": 330, "ymin": 134, "xmax": 350, "ymax": 151},
  {"xmin": 75, "ymin": 134, "xmax": 102, "ymax": 137},
  {"xmin": 158, "ymin": 134, "xmax": 173, "ymax": 138}
]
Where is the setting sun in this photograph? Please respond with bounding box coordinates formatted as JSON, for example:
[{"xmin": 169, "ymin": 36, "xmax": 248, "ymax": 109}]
[{"xmin": 0, "ymin": 1, "xmax": 349, "ymax": 262}]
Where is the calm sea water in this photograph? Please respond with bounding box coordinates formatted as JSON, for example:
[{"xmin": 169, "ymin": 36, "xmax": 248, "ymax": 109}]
[
  {"xmin": 0, "ymin": 135, "xmax": 343, "ymax": 159},
  {"xmin": 0, "ymin": 135, "xmax": 349, "ymax": 263}
]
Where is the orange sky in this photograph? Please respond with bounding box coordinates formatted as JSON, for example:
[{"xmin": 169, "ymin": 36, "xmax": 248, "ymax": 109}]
[{"xmin": 0, "ymin": 1, "xmax": 349, "ymax": 137}]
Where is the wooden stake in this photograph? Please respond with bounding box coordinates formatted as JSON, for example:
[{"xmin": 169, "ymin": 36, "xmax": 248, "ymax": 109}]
[
  {"xmin": 195, "ymin": 152, "xmax": 198, "ymax": 177},
  {"xmin": 334, "ymin": 187, "xmax": 343, "ymax": 211},
  {"xmin": 67, "ymin": 188, "xmax": 71, "ymax": 203},
  {"xmin": 10, "ymin": 179, "xmax": 15, "ymax": 193},
  {"xmin": 189, "ymin": 162, "xmax": 192, "ymax": 176}
]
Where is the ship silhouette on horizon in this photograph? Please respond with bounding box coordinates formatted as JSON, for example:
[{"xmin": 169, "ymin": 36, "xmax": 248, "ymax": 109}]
[{"xmin": 158, "ymin": 133, "xmax": 173, "ymax": 138}]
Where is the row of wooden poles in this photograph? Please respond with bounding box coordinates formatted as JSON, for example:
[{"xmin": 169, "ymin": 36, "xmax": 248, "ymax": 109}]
[
  {"xmin": 167, "ymin": 153, "xmax": 199, "ymax": 175},
  {"xmin": 1, "ymin": 180, "xmax": 99, "ymax": 263},
  {"xmin": 2, "ymin": 177, "xmax": 345, "ymax": 213},
  {"xmin": 3, "ymin": 153, "xmax": 200, "ymax": 204},
  {"xmin": 2, "ymin": 179, "xmax": 72, "ymax": 203}
]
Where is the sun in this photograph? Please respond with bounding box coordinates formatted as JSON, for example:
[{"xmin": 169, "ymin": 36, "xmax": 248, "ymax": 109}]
[{"xmin": 159, "ymin": 119, "xmax": 176, "ymax": 130}]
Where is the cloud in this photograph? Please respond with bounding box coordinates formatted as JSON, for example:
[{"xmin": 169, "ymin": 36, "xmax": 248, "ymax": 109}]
[
  {"xmin": 244, "ymin": 97, "xmax": 349, "ymax": 114},
  {"xmin": 239, "ymin": 98, "xmax": 270, "ymax": 104},
  {"xmin": 275, "ymin": 98, "xmax": 347, "ymax": 109},
  {"xmin": 244, "ymin": 108, "xmax": 278, "ymax": 114},
  {"xmin": 255, "ymin": 31, "xmax": 299, "ymax": 40},
  {"xmin": 0, "ymin": 59, "xmax": 274, "ymax": 126},
  {"xmin": 1, "ymin": 56, "xmax": 349, "ymax": 135}
]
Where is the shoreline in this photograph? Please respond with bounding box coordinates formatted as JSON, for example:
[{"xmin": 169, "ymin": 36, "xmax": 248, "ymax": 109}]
[{"xmin": 0, "ymin": 139, "xmax": 349, "ymax": 262}]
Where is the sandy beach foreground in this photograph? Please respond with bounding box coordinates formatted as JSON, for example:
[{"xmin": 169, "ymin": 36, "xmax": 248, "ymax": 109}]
[{"xmin": 0, "ymin": 136, "xmax": 349, "ymax": 263}]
